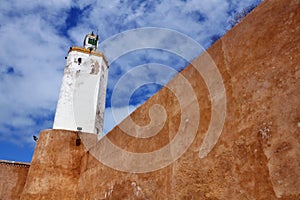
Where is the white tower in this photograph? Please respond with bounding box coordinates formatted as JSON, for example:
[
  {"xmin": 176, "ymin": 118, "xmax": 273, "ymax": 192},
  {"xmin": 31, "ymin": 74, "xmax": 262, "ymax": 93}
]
[{"xmin": 53, "ymin": 33, "xmax": 109, "ymax": 135}]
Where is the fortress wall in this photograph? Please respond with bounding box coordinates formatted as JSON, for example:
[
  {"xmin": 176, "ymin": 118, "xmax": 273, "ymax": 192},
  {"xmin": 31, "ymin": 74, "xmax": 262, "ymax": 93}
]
[
  {"xmin": 20, "ymin": 130, "xmax": 85, "ymax": 200},
  {"xmin": 76, "ymin": 0, "xmax": 300, "ymax": 199},
  {"xmin": 0, "ymin": 161, "xmax": 29, "ymax": 200},
  {"xmin": 14, "ymin": 0, "xmax": 300, "ymax": 199}
]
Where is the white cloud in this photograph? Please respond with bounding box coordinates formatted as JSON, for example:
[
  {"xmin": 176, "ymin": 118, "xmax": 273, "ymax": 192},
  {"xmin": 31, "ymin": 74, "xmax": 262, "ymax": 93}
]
[
  {"xmin": 0, "ymin": 1, "xmax": 72, "ymax": 144},
  {"xmin": 0, "ymin": 0, "xmax": 261, "ymax": 146},
  {"xmin": 109, "ymin": 63, "xmax": 178, "ymax": 107}
]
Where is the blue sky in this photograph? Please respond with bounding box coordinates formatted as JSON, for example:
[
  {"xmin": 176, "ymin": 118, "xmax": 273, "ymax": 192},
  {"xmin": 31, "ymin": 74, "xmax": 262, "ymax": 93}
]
[{"xmin": 0, "ymin": 0, "xmax": 261, "ymax": 162}]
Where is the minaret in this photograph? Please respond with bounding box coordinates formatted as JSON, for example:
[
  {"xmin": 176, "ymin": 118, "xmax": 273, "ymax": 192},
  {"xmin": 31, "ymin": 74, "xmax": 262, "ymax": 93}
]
[{"xmin": 53, "ymin": 33, "xmax": 109, "ymax": 135}]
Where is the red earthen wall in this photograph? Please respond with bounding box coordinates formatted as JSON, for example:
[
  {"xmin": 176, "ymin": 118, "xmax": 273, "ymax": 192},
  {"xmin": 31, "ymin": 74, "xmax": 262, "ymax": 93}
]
[
  {"xmin": 76, "ymin": 0, "xmax": 300, "ymax": 198},
  {"xmin": 20, "ymin": 130, "xmax": 85, "ymax": 200},
  {"xmin": 0, "ymin": 162, "xmax": 29, "ymax": 200},
  {"xmin": 3, "ymin": 0, "xmax": 299, "ymax": 199},
  {"xmin": 77, "ymin": 0, "xmax": 300, "ymax": 199}
]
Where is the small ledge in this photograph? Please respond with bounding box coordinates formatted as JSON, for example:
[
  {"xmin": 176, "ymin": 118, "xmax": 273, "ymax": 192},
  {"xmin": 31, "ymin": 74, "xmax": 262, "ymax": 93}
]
[{"xmin": 0, "ymin": 160, "xmax": 30, "ymax": 168}]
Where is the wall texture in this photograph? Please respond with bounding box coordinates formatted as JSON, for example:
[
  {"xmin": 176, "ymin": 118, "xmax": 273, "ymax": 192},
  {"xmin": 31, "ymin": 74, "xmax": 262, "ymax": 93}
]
[
  {"xmin": 0, "ymin": 161, "xmax": 29, "ymax": 200},
  {"xmin": 53, "ymin": 49, "xmax": 108, "ymax": 134},
  {"xmin": 1, "ymin": 0, "xmax": 299, "ymax": 199},
  {"xmin": 75, "ymin": 0, "xmax": 300, "ymax": 199},
  {"xmin": 20, "ymin": 130, "xmax": 85, "ymax": 200}
]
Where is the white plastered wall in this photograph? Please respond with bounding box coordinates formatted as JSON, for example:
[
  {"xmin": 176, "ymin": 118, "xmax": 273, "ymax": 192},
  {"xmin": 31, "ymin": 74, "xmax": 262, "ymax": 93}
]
[{"xmin": 53, "ymin": 50, "xmax": 108, "ymax": 134}]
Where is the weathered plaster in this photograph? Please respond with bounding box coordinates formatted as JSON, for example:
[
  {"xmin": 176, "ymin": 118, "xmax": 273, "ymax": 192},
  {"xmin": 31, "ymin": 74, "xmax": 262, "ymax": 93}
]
[{"xmin": 53, "ymin": 48, "xmax": 108, "ymax": 135}]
